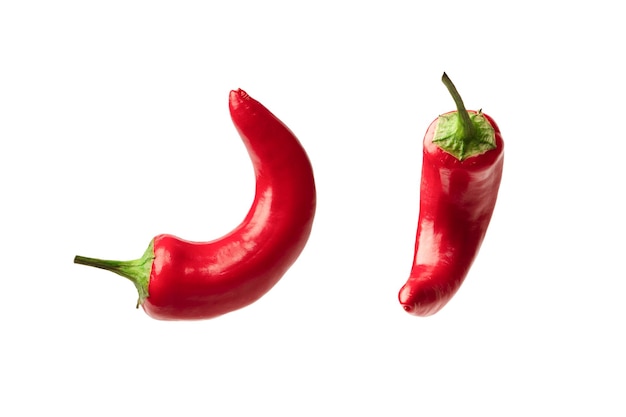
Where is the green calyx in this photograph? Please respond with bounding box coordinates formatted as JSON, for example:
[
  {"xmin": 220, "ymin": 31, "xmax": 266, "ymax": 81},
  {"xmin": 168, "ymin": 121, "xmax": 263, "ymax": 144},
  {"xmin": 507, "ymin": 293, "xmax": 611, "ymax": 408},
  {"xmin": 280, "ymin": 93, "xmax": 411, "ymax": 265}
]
[
  {"xmin": 432, "ymin": 73, "xmax": 496, "ymax": 161},
  {"xmin": 74, "ymin": 239, "xmax": 155, "ymax": 308}
]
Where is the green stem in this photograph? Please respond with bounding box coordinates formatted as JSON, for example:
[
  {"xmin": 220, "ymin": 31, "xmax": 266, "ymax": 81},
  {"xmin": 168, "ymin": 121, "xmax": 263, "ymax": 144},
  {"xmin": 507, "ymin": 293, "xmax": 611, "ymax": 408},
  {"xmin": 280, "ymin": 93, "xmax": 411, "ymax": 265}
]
[
  {"xmin": 431, "ymin": 73, "xmax": 496, "ymax": 160},
  {"xmin": 74, "ymin": 240, "xmax": 155, "ymax": 307},
  {"xmin": 441, "ymin": 72, "xmax": 475, "ymax": 139}
]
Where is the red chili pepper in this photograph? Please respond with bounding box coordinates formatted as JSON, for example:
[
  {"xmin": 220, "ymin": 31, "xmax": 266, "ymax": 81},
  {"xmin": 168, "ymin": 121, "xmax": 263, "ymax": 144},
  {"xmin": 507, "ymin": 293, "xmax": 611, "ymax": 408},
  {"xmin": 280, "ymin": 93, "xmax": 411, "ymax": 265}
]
[
  {"xmin": 398, "ymin": 73, "xmax": 504, "ymax": 317},
  {"xmin": 74, "ymin": 89, "xmax": 317, "ymax": 320}
]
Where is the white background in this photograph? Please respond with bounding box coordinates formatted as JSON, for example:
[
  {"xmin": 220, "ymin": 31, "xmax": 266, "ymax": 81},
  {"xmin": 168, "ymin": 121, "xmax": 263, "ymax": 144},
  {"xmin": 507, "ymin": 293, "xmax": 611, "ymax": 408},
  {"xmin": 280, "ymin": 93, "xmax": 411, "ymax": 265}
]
[{"xmin": 1, "ymin": 1, "xmax": 625, "ymax": 415}]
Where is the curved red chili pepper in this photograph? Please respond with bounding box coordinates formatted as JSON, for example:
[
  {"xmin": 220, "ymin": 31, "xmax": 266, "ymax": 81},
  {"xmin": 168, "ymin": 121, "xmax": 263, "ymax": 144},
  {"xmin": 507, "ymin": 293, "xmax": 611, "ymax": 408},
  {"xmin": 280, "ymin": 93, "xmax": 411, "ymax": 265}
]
[
  {"xmin": 74, "ymin": 89, "xmax": 316, "ymax": 320},
  {"xmin": 398, "ymin": 73, "xmax": 504, "ymax": 317}
]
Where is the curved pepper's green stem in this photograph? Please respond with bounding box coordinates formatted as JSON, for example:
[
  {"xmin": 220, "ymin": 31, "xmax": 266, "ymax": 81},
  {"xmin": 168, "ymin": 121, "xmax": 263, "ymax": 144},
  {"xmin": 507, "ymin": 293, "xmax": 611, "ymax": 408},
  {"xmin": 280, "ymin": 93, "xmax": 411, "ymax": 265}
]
[
  {"xmin": 432, "ymin": 72, "xmax": 496, "ymax": 161},
  {"xmin": 74, "ymin": 240, "xmax": 155, "ymax": 308}
]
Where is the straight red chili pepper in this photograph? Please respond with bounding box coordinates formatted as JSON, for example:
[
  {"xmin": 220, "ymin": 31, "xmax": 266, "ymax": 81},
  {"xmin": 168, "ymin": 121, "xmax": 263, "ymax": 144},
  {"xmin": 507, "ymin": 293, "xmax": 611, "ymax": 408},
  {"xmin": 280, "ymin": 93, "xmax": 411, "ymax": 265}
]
[
  {"xmin": 398, "ymin": 73, "xmax": 504, "ymax": 316},
  {"xmin": 74, "ymin": 89, "xmax": 317, "ymax": 320}
]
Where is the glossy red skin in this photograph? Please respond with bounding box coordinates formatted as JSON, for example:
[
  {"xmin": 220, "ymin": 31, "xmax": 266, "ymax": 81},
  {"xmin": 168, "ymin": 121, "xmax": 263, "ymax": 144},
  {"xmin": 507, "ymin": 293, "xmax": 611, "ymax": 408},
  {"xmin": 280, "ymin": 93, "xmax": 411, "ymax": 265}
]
[
  {"xmin": 142, "ymin": 90, "xmax": 316, "ymax": 320},
  {"xmin": 398, "ymin": 111, "xmax": 504, "ymax": 316}
]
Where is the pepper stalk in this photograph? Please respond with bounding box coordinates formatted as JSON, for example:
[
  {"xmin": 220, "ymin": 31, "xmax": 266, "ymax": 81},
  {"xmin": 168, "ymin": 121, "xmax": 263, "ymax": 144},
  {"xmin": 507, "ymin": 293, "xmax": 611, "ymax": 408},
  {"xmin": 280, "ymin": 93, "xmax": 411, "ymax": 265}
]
[
  {"xmin": 432, "ymin": 72, "xmax": 496, "ymax": 161},
  {"xmin": 74, "ymin": 240, "xmax": 154, "ymax": 307}
]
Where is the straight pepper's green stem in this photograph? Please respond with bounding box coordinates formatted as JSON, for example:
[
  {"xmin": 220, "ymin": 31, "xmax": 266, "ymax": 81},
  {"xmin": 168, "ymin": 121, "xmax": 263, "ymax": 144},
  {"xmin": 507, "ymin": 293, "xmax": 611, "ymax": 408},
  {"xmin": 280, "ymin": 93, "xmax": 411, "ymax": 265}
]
[
  {"xmin": 74, "ymin": 240, "xmax": 155, "ymax": 307},
  {"xmin": 441, "ymin": 72, "xmax": 475, "ymax": 138},
  {"xmin": 432, "ymin": 72, "xmax": 496, "ymax": 160}
]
